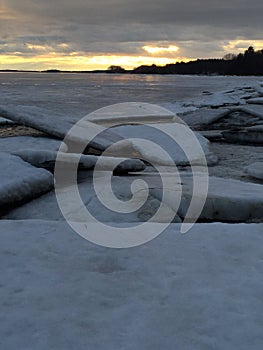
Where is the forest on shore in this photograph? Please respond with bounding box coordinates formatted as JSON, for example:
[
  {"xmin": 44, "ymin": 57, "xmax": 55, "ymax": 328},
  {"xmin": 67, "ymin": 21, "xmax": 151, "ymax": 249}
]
[{"xmin": 108, "ymin": 46, "xmax": 263, "ymax": 76}]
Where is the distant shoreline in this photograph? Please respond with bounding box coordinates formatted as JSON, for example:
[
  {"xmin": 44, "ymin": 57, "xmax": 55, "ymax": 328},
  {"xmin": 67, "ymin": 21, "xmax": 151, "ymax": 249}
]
[{"xmin": 1, "ymin": 70, "xmax": 263, "ymax": 77}]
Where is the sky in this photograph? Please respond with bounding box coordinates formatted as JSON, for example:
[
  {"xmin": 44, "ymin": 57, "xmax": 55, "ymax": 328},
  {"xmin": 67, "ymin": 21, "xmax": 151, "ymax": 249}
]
[{"xmin": 0, "ymin": 0, "xmax": 263, "ymax": 70}]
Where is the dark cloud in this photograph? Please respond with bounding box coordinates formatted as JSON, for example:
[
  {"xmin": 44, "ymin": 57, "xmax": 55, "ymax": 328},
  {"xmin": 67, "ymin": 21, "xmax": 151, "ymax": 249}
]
[
  {"xmin": 1, "ymin": 0, "xmax": 263, "ymax": 60},
  {"xmin": 5, "ymin": 0, "xmax": 263, "ymax": 26}
]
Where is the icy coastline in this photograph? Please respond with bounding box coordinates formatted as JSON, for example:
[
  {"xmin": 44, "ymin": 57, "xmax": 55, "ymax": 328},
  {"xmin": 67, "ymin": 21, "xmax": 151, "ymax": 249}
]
[{"xmin": 0, "ymin": 75, "xmax": 262, "ymax": 348}]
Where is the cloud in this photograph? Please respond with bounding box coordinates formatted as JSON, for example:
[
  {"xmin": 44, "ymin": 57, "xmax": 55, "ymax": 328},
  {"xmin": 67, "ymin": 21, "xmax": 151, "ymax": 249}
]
[{"xmin": 1, "ymin": 0, "xmax": 263, "ymax": 69}]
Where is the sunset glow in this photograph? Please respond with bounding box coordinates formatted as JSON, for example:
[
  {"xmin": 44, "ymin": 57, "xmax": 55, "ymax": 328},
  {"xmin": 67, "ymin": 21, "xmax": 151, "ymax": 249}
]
[
  {"xmin": 223, "ymin": 40, "xmax": 263, "ymax": 53},
  {"xmin": 0, "ymin": 52, "xmax": 189, "ymax": 71},
  {"xmin": 143, "ymin": 45, "xmax": 179, "ymax": 54}
]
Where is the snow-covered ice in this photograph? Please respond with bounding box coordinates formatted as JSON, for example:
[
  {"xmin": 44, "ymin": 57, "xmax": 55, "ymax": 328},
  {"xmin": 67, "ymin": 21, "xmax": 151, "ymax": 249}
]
[
  {"xmin": 85, "ymin": 102, "xmax": 176, "ymax": 126},
  {"xmin": 149, "ymin": 174, "xmax": 263, "ymax": 222},
  {"xmin": 194, "ymin": 89, "xmax": 248, "ymax": 108},
  {"xmin": 111, "ymin": 123, "xmax": 218, "ymax": 166},
  {"xmin": 0, "ymin": 152, "xmax": 53, "ymax": 214},
  {"xmin": 1, "ymin": 73, "xmax": 263, "ymax": 348},
  {"xmin": 0, "ymin": 220, "xmax": 262, "ymax": 350},
  {"xmin": 0, "ymin": 105, "xmax": 125, "ymax": 152},
  {"xmin": 3, "ymin": 173, "xmax": 180, "ymax": 223}
]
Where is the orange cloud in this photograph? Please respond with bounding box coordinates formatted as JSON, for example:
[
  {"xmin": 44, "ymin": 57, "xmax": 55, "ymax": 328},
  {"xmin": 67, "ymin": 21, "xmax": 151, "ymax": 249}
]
[{"xmin": 143, "ymin": 45, "xmax": 179, "ymax": 54}]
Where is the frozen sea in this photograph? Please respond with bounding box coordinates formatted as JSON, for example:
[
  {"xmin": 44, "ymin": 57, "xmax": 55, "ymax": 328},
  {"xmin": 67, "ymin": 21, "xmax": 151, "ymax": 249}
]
[
  {"xmin": 0, "ymin": 73, "xmax": 263, "ymax": 350},
  {"xmin": 1, "ymin": 72, "xmax": 263, "ymax": 121}
]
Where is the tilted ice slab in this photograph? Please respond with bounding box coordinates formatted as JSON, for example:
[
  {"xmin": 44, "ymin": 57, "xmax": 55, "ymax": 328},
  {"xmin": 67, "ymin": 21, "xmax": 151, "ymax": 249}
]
[
  {"xmin": 194, "ymin": 89, "xmax": 248, "ymax": 108},
  {"xmin": 0, "ymin": 105, "xmax": 124, "ymax": 151},
  {"xmin": 0, "ymin": 220, "xmax": 263, "ymax": 349},
  {"xmin": 230, "ymin": 104, "xmax": 263, "ymax": 120},
  {"xmin": 0, "ymin": 136, "xmax": 67, "ymax": 154},
  {"xmin": 0, "ymin": 152, "xmax": 53, "ymax": 215},
  {"xmin": 178, "ymin": 108, "xmax": 230, "ymax": 128},
  {"xmin": 12, "ymin": 149, "xmax": 146, "ymax": 173},
  {"xmin": 85, "ymin": 102, "xmax": 176, "ymax": 126},
  {"xmin": 111, "ymin": 123, "xmax": 218, "ymax": 166},
  {"xmin": 244, "ymin": 162, "xmax": 263, "ymax": 181}
]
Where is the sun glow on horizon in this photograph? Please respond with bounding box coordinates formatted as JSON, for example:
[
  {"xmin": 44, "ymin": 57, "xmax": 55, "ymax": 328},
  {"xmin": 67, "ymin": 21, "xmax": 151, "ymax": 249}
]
[
  {"xmin": 0, "ymin": 53, "xmax": 190, "ymax": 71},
  {"xmin": 3, "ymin": 39, "xmax": 262, "ymax": 71}
]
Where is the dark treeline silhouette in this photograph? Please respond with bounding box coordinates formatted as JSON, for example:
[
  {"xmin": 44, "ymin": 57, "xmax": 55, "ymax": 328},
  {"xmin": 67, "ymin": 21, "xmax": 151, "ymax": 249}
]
[{"xmin": 131, "ymin": 46, "xmax": 263, "ymax": 76}]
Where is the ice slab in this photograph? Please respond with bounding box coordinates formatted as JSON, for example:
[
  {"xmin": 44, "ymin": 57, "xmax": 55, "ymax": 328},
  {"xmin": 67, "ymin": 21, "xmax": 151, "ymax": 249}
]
[
  {"xmin": 231, "ymin": 105, "xmax": 263, "ymax": 120},
  {"xmin": 181, "ymin": 176, "xmax": 263, "ymax": 222},
  {"xmin": 12, "ymin": 149, "xmax": 146, "ymax": 173},
  {"xmin": 195, "ymin": 89, "xmax": 248, "ymax": 108},
  {"xmin": 244, "ymin": 162, "xmax": 263, "ymax": 181},
  {"xmin": 0, "ymin": 220, "xmax": 262, "ymax": 349},
  {"xmin": 111, "ymin": 123, "xmax": 218, "ymax": 166},
  {"xmin": 247, "ymin": 97, "xmax": 263, "ymax": 105},
  {"xmin": 85, "ymin": 102, "xmax": 176, "ymax": 126},
  {"xmin": 0, "ymin": 105, "xmax": 125, "ymax": 152},
  {"xmin": 0, "ymin": 152, "xmax": 53, "ymax": 215},
  {"xmin": 178, "ymin": 108, "xmax": 230, "ymax": 128},
  {"xmin": 150, "ymin": 174, "xmax": 263, "ymax": 222}
]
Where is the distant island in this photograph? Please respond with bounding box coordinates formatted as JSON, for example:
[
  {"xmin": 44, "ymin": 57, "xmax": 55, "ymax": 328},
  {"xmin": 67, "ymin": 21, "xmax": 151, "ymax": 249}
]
[{"xmin": 1, "ymin": 47, "xmax": 262, "ymax": 76}]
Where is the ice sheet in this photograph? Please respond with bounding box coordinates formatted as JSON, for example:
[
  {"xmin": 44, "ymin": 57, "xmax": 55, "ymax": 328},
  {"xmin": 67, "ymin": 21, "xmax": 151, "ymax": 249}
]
[{"xmin": 0, "ymin": 220, "xmax": 262, "ymax": 350}]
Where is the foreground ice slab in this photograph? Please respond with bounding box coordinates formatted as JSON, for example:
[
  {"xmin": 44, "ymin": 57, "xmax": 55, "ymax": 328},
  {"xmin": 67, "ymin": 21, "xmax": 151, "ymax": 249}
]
[
  {"xmin": 0, "ymin": 220, "xmax": 262, "ymax": 349},
  {"xmin": 0, "ymin": 152, "xmax": 53, "ymax": 215},
  {"xmin": 12, "ymin": 149, "xmax": 146, "ymax": 173}
]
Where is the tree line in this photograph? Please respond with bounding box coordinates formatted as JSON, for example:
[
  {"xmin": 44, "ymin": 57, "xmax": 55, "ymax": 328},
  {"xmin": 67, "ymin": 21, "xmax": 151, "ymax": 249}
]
[{"xmin": 108, "ymin": 47, "xmax": 263, "ymax": 76}]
